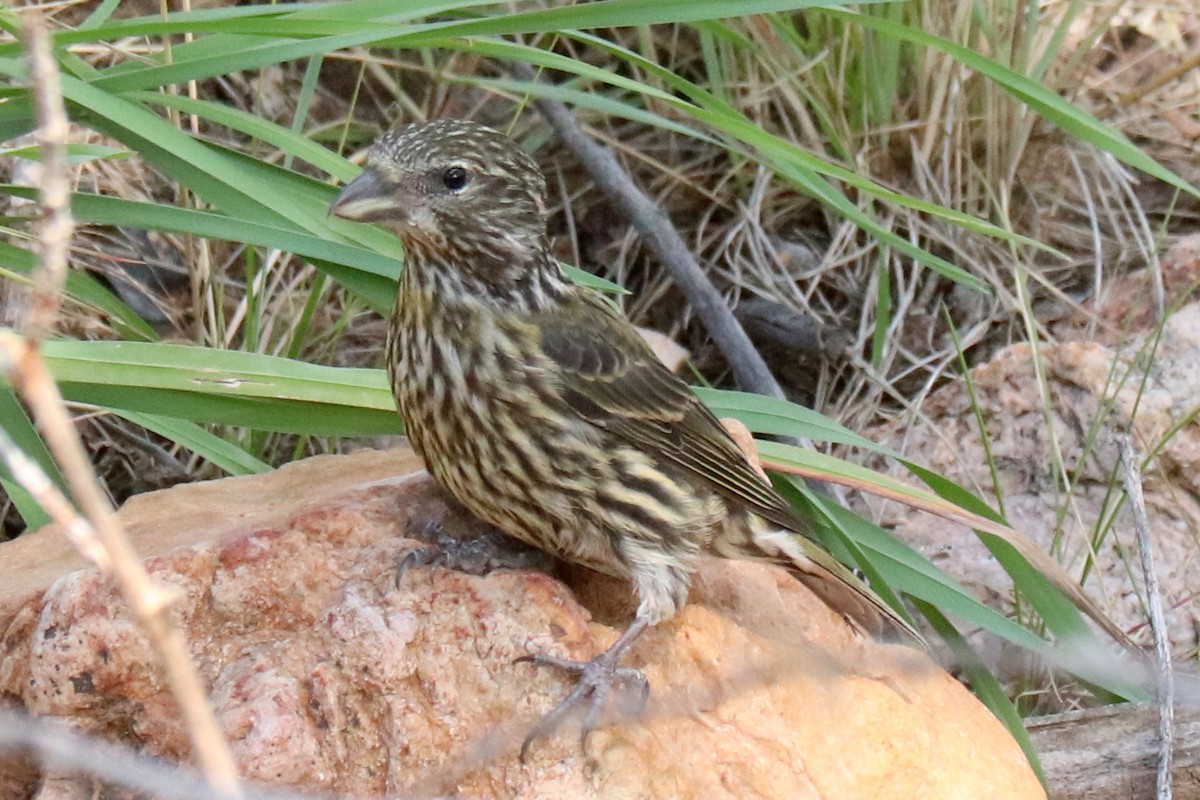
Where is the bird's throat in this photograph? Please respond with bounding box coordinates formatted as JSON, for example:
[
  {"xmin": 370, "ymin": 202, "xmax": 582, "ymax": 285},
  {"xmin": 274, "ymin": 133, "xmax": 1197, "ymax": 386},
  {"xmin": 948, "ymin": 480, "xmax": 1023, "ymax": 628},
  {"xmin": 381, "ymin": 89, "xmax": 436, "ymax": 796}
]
[{"xmin": 398, "ymin": 241, "xmax": 570, "ymax": 317}]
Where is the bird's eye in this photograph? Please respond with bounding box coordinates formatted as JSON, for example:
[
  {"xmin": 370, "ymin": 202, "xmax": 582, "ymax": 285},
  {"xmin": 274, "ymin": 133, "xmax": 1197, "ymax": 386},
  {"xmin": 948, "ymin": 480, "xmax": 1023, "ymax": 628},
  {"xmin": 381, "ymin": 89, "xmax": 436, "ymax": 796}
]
[{"xmin": 442, "ymin": 166, "xmax": 469, "ymax": 192}]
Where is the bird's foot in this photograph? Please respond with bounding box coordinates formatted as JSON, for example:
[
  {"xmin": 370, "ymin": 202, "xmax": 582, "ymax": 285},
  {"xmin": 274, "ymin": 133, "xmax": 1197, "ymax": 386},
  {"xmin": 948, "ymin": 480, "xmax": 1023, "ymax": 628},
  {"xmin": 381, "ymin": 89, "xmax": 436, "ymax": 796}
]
[
  {"xmin": 395, "ymin": 510, "xmax": 551, "ymax": 587},
  {"xmin": 515, "ymin": 648, "xmax": 649, "ymax": 760},
  {"xmin": 515, "ymin": 616, "xmax": 652, "ymax": 760}
]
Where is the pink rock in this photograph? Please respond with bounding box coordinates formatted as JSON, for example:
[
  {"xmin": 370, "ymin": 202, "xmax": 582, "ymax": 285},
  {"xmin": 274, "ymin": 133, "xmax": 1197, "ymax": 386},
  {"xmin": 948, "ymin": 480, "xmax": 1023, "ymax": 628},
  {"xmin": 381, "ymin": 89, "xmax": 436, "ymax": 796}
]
[{"xmin": 0, "ymin": 448, "xmax": 1044, "ymax": 798}]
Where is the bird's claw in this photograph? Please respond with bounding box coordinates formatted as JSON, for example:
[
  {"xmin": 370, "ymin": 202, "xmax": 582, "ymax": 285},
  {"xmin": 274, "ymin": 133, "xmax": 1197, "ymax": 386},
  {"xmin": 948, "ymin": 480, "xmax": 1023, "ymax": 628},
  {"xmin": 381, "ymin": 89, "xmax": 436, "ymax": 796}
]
[
  {"xmin": 394, "ymin": 517, "xmax": 552, "ymax": 588},
  {"xmin": 515, "ymin": 650, "xmax": 650, "ymax": 760},
  {"xmin": 394, "ymin": 545, "xmax": 444, "ymax": 588}
]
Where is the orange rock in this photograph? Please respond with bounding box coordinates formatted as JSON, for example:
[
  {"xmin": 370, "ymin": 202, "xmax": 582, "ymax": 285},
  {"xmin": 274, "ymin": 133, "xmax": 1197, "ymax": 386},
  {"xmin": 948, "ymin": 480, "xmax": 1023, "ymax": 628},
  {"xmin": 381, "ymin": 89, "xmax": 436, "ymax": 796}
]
[{"xmin": 0, "ymin": 448, "xmax": 1044, "ymax": 799}]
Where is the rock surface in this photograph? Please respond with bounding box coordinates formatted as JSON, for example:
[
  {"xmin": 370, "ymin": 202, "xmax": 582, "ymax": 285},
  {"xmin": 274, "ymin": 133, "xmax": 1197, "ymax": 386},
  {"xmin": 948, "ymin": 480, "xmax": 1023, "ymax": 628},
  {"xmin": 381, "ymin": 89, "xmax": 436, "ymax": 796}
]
[
  {"xmin": 861, "ymin": 240, "xmax": 1200, "ymax": 654},
  {"xmin": 0, "ymin": 448, "xmax": 1044, "ymax": 799}
]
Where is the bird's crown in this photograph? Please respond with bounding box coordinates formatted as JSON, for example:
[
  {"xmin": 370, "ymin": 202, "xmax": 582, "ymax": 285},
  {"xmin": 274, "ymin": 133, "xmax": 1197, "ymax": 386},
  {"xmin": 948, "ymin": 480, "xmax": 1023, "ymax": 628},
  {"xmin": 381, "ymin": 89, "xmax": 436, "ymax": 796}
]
[
  {"xmin": 370, "ymin": 119, "xmax": 546, "ymax": 199},
  {"xmin": 331, "ymin": 118, "xmax": 567, "ymax": 310}
]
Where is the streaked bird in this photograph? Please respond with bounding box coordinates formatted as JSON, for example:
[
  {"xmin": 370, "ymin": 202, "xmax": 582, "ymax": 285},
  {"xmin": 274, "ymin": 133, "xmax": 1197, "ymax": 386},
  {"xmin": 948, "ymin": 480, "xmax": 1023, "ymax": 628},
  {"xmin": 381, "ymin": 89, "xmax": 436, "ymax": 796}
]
[{"xmin": 330, "ymin": 118, "xmax": 919, "ymax": 755}]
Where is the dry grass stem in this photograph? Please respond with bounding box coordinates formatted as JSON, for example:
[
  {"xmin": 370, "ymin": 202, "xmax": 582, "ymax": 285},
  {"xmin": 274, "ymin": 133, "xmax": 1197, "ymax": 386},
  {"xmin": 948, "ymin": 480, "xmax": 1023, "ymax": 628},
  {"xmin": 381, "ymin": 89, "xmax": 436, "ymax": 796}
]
[
  {"xmin": 21, "ymin": 12, "xmax": 72, "ymax": 343},
  {"xmin": 7, "ymin": 13, "xmax": 243, "ymax": 798},
  {"xmin": 1120, "ymin": 436, "xmax": 1175, "ymax": 800},
  {"xmin": 0, "ymin": 257, "xmax": 245, "ymax": 800},
  {"xmin": 0, "ymin": 421, "xmax": 109, "ymax": 571},
  {"xmin": 0, "ymin": 262, "xmax": 244, "ymax": 800},
  {"xmin": 0, "ymin": 709, "xmax": 340, "ymax": 800}
]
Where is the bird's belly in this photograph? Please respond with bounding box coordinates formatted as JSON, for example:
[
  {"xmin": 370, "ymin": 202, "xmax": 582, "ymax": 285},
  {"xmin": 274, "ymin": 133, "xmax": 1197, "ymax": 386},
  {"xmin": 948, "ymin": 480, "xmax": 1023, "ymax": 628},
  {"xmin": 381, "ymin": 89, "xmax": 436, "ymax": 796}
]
[
  {"xmin": 392, "ymin": 325, "xmax": 627, "ymax": 575},
  {"xmin": 413, "ymin": 406, "xmax": 626, "ymax": 575},
  {"xmin": 391, "ymin": 313, "xmax": 723, "ymax": 581}
]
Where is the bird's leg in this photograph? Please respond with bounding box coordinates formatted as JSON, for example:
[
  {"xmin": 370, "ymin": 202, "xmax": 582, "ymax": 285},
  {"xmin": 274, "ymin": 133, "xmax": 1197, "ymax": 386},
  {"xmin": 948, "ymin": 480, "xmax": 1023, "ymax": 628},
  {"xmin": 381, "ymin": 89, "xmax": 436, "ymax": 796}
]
[{"xmin": 515, "ymin": 615, "xmax": 652, "ymax": 759}]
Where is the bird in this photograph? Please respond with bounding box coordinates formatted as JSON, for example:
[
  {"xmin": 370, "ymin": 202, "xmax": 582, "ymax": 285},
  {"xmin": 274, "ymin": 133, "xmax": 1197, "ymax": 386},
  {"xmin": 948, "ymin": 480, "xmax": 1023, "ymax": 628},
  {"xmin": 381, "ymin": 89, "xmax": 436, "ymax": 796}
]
[{"xmin": 329, "ymin": 118, "xmax": 920, "ymax": 756}]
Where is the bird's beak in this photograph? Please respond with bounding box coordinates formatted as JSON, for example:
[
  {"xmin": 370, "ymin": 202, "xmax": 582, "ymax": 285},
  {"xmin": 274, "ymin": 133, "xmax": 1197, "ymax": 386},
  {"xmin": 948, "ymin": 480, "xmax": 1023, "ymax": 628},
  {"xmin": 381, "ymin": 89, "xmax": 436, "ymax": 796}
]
[{"xmin": 329, "ymin": 167, "xmax": 394, "ymax": 222}]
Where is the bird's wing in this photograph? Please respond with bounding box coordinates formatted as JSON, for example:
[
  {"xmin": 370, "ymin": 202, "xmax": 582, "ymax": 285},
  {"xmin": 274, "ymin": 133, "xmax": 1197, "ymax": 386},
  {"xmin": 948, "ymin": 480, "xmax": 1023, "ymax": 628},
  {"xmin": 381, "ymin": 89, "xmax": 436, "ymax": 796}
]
[
  {"xmin": 531, "ymin": 290, "xmax": 923, "ymax": 644},
  {"xmin": 531, "ymin": 290, "xmax": 806, "ymax": 533}
]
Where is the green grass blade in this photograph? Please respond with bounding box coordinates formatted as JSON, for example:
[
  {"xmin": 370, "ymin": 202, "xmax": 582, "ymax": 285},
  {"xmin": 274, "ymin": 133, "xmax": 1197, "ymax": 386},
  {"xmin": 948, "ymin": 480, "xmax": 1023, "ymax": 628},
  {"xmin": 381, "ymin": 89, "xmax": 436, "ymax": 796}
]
[
  {"xmin": 130, "ymin": 91, "xmax": 357, "ymax": 180},
  {"xmin": 10, "ymin": 0, "xmax": 892, "ymax": 95},
  {"xmin": 0, "ymin": 387, "xmax": 60, "ymax": 530},
  {"xmin": 31, "ymin": 336, "xmax": 398, "ymax": 437},
  {"xmin": 798, "ymin": 487, "xmax": 1141, "ymax": 700},
  {"xmin": 113, "ymin": 410, "xmax": 272, "ymax": 476},
  {"xmin": 695, "ymin": 386, "xmax": 893, "ymax": 452}
]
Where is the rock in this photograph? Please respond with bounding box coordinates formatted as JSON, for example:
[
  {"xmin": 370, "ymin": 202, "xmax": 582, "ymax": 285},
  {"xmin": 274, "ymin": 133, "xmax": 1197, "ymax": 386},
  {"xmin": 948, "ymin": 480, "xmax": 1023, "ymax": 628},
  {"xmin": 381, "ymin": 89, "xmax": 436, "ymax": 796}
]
[
  {"xmin": 1055, "ymin": 232, "xmax": 1200, "ymax": 344},
  {"xmin": 862, "ymin": 299, "xmax": 1200, "ymax": 654},
  {"xmin": 635, "ymin": 325, "xmax": 690, "ymax": 373},
  {"xmin": 0, "ymin": 448, "xmax": 1044, "ymax": 799}
]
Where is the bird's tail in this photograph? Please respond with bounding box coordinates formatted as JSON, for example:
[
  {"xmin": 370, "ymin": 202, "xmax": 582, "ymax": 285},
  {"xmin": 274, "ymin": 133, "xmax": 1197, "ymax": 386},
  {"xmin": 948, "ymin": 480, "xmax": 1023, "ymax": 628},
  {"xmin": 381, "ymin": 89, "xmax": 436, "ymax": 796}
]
[{"xmin": 753, "ymin": 527, "xmax": 926, "ymax": 646}]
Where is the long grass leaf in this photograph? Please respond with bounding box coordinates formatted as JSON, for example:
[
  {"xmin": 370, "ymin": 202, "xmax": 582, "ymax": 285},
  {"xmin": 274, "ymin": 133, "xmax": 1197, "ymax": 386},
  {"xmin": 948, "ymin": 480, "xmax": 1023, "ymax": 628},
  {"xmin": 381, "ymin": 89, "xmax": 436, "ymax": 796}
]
[
  {"xmin": 113, "ymin": 410, "xmax": 272, "ymax": 476},
  {"xmin": 916, "ymin": 600, "xmax": 1046, "ymax": 784},
  {"xmin": 0, "ymin": 387, "xmax": 60, "ymax": 530},
  {"xmin": 0, "ymin": 240, "xmax": 158, "ymax": 341}
]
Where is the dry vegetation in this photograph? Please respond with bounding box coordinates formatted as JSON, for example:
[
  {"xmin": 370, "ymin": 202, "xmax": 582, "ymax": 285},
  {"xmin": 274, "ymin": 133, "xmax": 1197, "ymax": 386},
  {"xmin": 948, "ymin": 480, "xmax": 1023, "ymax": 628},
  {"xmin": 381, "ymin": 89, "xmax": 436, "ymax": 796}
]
[{"xmin": 9, "ymin": 3, "xmax": 1197, "ymax": 432}]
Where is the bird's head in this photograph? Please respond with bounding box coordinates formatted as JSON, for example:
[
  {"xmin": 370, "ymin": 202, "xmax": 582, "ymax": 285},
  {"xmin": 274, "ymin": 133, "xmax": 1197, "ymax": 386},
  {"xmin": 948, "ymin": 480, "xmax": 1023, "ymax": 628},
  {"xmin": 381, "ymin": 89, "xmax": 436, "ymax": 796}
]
[{"xmin": 330, "ymin": 119, "xmax": 549, "ymax": 263}]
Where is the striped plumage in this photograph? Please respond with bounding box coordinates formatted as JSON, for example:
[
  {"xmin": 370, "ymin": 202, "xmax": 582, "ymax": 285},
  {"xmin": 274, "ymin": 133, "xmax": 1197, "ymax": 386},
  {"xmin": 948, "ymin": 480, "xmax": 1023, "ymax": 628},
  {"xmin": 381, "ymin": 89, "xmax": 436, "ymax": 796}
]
[{"xmin": 331, "ymin": 119, "xmax": 918, "ymax": 750}]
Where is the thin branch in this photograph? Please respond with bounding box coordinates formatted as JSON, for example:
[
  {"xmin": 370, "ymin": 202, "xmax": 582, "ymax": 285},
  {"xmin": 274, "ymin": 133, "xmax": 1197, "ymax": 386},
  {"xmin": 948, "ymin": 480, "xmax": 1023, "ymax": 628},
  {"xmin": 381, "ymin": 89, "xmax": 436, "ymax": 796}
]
[
  {"xmin": 0, "ymin": 709, "xmax": 366, "ymax": 800},
  {"xmin": 0, "ymin": 423, "xmax": 109, "ymax": 569},
  {"xmin": 1120, "ymin": 436, "xmax": 1174, "ymax": 800},
  {"xmin": 10, "ymin": 13, "xmax": 243, "ymax": 798},
  {"xmin": 21, "ymin": 12, "xmax": 72, "ymax": 343},
  {"xmin": 1118, "ymin": 49, "xmax": 1200, "ymax": 107},
  {"xmin": 0, "ymin": 345, "xmax": 244, "ymax": 800},
  {"xmin": 509, "ymin": 61, "xmax": 785, "ymax": 401}
]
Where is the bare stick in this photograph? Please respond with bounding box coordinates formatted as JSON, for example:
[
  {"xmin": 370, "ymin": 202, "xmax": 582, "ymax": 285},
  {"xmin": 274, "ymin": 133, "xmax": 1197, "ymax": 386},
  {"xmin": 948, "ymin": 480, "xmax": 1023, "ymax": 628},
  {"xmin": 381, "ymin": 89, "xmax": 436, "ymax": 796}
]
[
  {"xmin": 0, "ymin": 352, "xmax": 244, "ymax": 800},
  {"xmin": 1120, "ymin": 436, "xmax": 1174, "ymax": 800},
  {"xmin": 0, "ymin": 709, "xmax": 358, "ymax": 800},
  {"xmin": 509, "ymin": 61, "xmax": 786, "ymax": 400},
  {"xmin": 11, "ymin": 14, "xmax": 243, "ymax": 798},
  {"xmin": 22, "ymin": 13, "xmax": 72, "ymax": 343},
  {"xmin": 0, "ymin": 317, "xmax": 245, "ymax": 799},
  {"xmin": 0, "ymin": 423, "xmax": 110, "ymax": 569}
]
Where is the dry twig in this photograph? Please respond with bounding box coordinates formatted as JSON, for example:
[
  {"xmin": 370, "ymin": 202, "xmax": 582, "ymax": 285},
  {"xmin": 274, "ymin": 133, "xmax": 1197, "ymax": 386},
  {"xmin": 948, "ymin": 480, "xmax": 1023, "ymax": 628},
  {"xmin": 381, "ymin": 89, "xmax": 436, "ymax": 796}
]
[
  {"xmin": 21, "ymin": 14, "xmax": 71, "ymax": 343},
  {"xmin": 4, "ymin": 14, "xmax": 242, "ymax": 798},
  {"xmin": 1120, "ymin": 435, "xmax": 1174, "ymax": 800},
  {"xmin": 0, "ymin": 709, "xmax": 344, "ymax": 800}
]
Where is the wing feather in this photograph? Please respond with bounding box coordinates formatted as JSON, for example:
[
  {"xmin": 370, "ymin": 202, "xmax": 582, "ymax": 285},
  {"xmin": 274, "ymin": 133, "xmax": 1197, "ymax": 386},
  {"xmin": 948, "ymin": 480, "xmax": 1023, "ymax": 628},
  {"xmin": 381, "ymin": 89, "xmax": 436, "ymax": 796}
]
[
  {"xmin": 533, "ymin": 292, "xmax": 805, "ymax": 533},
  {"xmin": 531, "ymin": 290, "xmax": 924, "ymax": 644}
]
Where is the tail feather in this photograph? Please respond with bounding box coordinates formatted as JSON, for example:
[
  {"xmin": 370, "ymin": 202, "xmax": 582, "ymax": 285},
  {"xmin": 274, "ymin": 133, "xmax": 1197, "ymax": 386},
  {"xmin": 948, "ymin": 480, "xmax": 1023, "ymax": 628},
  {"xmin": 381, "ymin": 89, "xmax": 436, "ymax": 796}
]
[{"xmin": 755, "ymin": 527, "xmax": 926, "ymax": 646}]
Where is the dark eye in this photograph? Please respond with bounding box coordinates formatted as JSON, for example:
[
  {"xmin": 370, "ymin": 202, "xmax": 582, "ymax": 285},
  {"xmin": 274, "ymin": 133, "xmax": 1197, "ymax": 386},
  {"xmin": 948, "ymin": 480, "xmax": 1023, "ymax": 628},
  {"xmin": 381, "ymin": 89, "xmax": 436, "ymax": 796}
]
[{"xmin": 442, "ymin": 166, "xmax": 469, "ymax": 192}]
